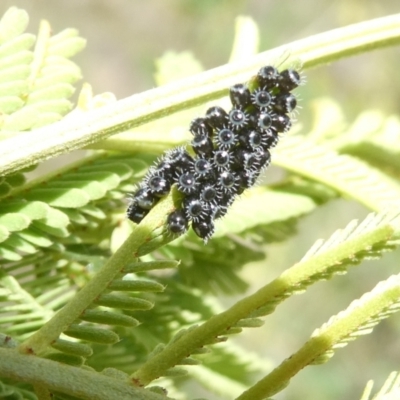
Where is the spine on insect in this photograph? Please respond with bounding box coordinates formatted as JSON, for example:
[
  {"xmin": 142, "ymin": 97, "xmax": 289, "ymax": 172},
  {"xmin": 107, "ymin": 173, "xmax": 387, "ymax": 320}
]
[{"xmin": 127, "ymin": 65, "xmax": 303, "ymax": 242}]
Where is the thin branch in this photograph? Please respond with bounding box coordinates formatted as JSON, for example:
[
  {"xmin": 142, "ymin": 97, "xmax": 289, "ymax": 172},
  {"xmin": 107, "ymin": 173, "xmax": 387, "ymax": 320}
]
[
  {"xmin": 1, "ymin": 14, "xmax": 400, "ymax": 176},
  {"xmin": 0, "ymin": 348, "xmax": 173, "ymax": 400},
  {"xmin": 18, "ymin": 190, "xmax": 179, "ymax": 356},
  {"xmin": 131, "ymin": 216, "xmax": 397, "ymax": 385}
]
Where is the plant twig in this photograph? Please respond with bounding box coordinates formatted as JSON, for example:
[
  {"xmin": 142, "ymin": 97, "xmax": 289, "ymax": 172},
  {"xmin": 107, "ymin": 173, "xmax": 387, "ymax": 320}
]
[
  {"xmin": 1, "ymin": 14, "xmax": 400, "ymax": 176},
  {"xmin": 0, "ymin": 348, "xmax": 172, "ymax": 400},
  {"xmin": 18, "ymin": 191, "xmax": 178, "ymax": 356},
  {"xmin": 131, "ymin": 218, "xmax": 396, "ymax": 386}
]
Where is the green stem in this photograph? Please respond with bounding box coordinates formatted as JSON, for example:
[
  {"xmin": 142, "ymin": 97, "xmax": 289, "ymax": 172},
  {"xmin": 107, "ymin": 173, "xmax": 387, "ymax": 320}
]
[
  {"xmin": 0, "ymin": 271, "xmax": 53, "ymax": 320},
  {"xmin": 131, "ymin": 222, "xmax": 395, "ymax": 386},
  {"xmin": 86, "ymin": 132, "xmax": 187, "ymax": 153},
  {"xmin": 236, "ymin": 274, "xmax": 400, "ymax": 400},
  {"xmin": 18, "ymin": 192, "xmax": 178, "ymax": 356},
  {"xmin": 0, "ymin": 348, "xmax": 172, "ymax": 400},
  {"xmin": 1, "ymin": 14, "xmax": 400, "ymax": 176}
]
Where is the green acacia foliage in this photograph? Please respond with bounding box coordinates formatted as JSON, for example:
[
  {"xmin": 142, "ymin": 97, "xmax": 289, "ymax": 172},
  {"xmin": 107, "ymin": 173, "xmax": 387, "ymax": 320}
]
[{"xmin": 1, "ymin": 7, "xmax": 400, "ymax": 400}]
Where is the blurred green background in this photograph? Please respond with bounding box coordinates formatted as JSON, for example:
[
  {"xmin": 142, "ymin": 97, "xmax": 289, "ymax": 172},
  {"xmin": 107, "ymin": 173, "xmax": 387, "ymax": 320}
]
[{"xmin": 1, "ymin": 1, "xmax": 400, "ymax": 399}]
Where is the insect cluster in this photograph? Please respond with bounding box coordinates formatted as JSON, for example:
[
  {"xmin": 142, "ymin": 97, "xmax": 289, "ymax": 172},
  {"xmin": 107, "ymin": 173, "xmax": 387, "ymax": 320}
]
[{"xmin": 127, "ymin": 64, "xmax": 302, "ymax": 242}]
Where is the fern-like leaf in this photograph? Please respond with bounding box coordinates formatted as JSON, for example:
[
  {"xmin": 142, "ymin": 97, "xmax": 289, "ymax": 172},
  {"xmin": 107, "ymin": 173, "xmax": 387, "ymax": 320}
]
[
  {"xmin": 0, "ymin": 378, "xmax": 36, "ymax": 400},
  {"xmin": 274, "ymin": 134, "xmax": 400, "ymax": 211},
  {"xmin": 338, "ymin": 111, "xmax": 400, "ymax": 174},
  {"xmin": 131, "ymin": 210, "xmax": 400, "ymax": 386},
  {"xmin": 0, "ymin": 7, "xmax": 85, "ymax": 132},
  {"xmin": 87, "ymin": 280, "xmax": 218, "ymax": 372},
  {"xmin": 310, "ymin": 275, "xmax": 400, "ymax": 364},
  {"xmin": 236, "ymin": 273, "xmax": 400, "ymax": 400},
  {"xmin": 0, "ymin": 153, "xmax": 149, "ymax": 262},
  {"xmin": 17, "ymin": 189, "xmax": 181, "ymax": 357},
  {"xmin": 0, "ymin": 8, "xmax": 34, "ymax": 121},
  {"xmin": 307, "ymin": 99, "xmax": 400, "ymax": 177},
  {"xmin": 360, "ymin": 371, "xmax": 400, "ymax": 400},
  {"xmin": 0, "ymin": 259, "xmax": 74, "ymax": 341}
]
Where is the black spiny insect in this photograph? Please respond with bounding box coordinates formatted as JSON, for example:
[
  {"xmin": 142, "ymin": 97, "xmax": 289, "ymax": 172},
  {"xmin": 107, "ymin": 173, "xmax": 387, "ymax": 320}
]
[{"xmin": 127, "ymin": 64, "xmax": 304, "ymax": 242}]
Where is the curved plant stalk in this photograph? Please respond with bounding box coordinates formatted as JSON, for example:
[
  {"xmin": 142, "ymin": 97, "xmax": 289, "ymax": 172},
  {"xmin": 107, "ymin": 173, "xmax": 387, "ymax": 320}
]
[
  {"xmin": 131, "ymin": 212, "xmax": 400, "ymax": 386},
  {"xmin": 1, "ymin": 14, "xmax": 400, "ymax": 176},
  {"xmin": 87, "ymin": 131, "xmax": 187, "ymax": 154},
  {"xmin": 0, "ymin": 348, "xmax": 171, "ymax": 400},
  {"xmin": 18, "ymin": 190, "xmax": 180, "ymax": 356},
  {"xmin": 236, "ymin": 274, "xmax": 400, "ymax": 400}
]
